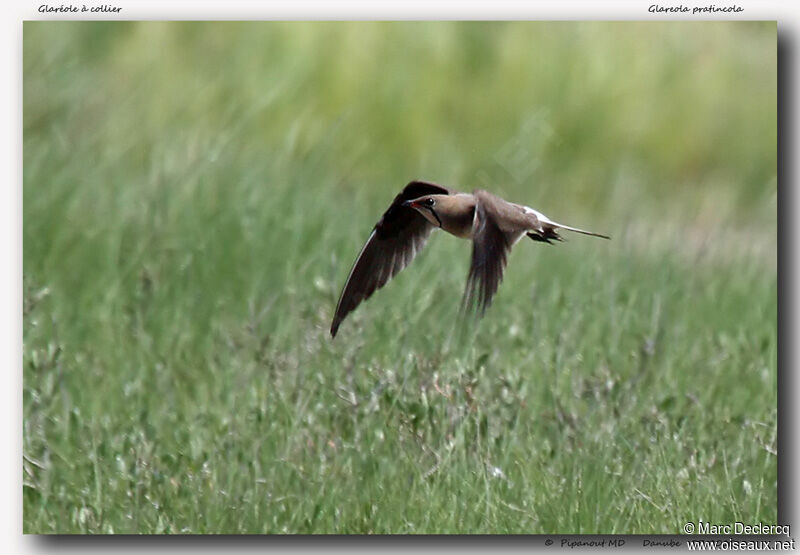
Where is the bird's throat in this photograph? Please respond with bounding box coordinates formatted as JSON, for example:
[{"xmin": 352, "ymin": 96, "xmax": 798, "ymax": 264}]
[{"xmin": 423, "ymin": 206, "xmax": 442, "ymax": 228}]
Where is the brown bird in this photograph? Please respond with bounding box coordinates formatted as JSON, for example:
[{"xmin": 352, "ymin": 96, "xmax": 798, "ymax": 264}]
[{"xmin": 330, "ymin": 180, "xmax": 609, "ymax": 337}]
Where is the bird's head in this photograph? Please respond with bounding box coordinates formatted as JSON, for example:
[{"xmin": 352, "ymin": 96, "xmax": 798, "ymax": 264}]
[{"xmin": 403, "ymin": 195, "xmax": 443, "ymax": 227}]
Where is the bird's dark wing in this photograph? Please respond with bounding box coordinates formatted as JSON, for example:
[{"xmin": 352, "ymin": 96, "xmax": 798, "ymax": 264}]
[
  {"xmin": 462, "ymin": 192, "xmax": 514, "ymax": 315},
  {"xmin": 331, "ymin": 181, "xmax": 453, "ymax": 337}
]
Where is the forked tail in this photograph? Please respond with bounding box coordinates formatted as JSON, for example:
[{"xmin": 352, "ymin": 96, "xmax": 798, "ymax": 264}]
[
  {"xmin": 523, "ymin": 206, "xmax": 610, "ymax": 240},
  {"xmin": 548, "ymin": 221, "xmax": 610, "ymax": 240}
]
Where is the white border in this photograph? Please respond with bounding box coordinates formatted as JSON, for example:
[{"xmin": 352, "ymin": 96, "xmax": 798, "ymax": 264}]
[
  {"xmin": 6, "ymin": 2, "xmax": 797, "ymax": 554},
  {"xmin": 18, "ymin": 0, "xmax": 798, "ymax": 21}
]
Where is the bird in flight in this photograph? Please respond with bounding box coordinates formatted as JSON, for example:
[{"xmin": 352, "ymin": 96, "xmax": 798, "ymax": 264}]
[{"xmin": 330, "ymin": 180, "xmax": 609, "ymax": 337}]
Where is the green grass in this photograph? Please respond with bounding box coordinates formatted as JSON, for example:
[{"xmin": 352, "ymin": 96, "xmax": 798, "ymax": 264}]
[{"xmin": 23, "ymin": 21, "xmax": 776, "ymax": 534}]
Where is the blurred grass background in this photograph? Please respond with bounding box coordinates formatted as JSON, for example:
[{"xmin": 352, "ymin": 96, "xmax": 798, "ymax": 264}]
[{"xmin": 23, "ymin": 21, "xmax": 776, "ymax": 534}]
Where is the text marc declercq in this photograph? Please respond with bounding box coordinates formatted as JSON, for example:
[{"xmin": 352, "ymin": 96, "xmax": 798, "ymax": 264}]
[{"xmin": 696, "ymin": 521, "xmax": 790, "ymax": 536}]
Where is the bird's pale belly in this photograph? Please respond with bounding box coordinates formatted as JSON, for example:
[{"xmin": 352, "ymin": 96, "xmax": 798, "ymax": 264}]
[
  {"xmin": 443, "ymin": 222, "xmax": 526, "ymax": 243},
  {"xmin": 442, "ymin": 224, "xmax": 474, "ymax": 239}
]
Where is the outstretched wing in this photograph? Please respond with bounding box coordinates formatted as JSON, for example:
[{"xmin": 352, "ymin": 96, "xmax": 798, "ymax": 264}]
[
  {"xmin": 462, "ymin": 192, "xmax": 515, "ymax": 315},
  {"xmin": 331, "ymin": 181, "xmax": 453, "ymax": 337}
]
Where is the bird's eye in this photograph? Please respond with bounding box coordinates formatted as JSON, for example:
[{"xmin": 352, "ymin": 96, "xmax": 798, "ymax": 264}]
[{"xmin": 424, "ymin": 198, "xmax": 435, "ymax": 206}]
